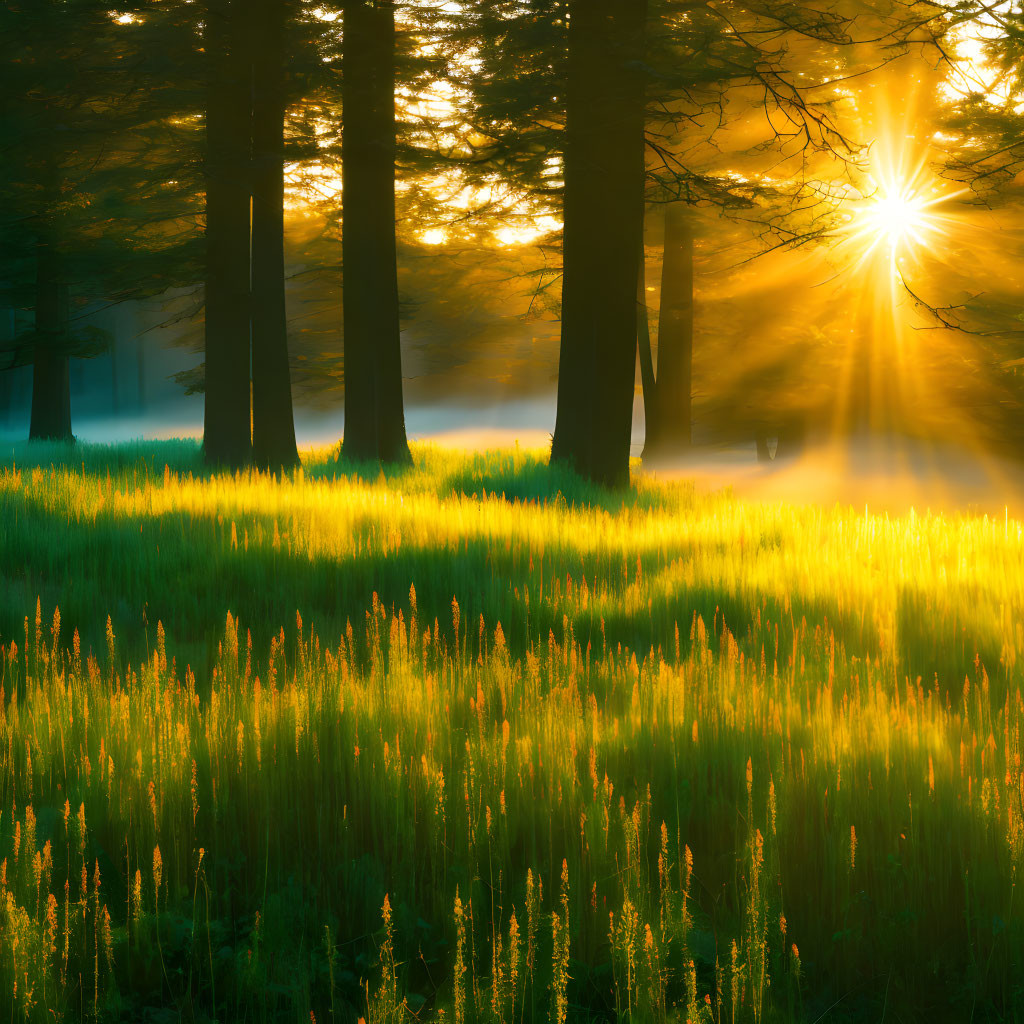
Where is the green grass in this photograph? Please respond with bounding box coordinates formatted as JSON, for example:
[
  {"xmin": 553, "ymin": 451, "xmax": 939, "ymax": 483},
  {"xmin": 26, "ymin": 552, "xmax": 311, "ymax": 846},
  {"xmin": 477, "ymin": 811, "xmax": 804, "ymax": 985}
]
[{"xmin": 0, "ymin": 439, "xmax": 1021, "ymax": 1022}]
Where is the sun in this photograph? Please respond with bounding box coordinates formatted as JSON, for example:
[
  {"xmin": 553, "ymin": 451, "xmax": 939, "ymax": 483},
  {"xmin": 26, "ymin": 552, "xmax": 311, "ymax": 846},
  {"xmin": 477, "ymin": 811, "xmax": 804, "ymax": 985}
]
[
  {"xmin": 847, "ymin": 178, "xmax": 945, "ymax": 270},
  {"xmin": 837, "ymin": 165, "xmax": 958, "ymax": 279},
  {"xmin": 860, "ymin": 186, "xmax": 931, "ymax": 252}
]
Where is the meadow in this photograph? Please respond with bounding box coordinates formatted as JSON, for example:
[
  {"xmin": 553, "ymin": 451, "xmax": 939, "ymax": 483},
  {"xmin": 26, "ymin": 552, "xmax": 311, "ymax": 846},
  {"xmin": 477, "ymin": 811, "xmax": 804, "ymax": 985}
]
[{"xmin": 0, "ymin": 439, "xmax": 1021, "ymax": 1022}]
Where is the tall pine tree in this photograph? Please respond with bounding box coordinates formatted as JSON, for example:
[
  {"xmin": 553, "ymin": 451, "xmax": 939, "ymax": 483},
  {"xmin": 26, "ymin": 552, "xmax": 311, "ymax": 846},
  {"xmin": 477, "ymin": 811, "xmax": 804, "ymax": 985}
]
[{"xmin": 340, "ymin": 0, "xmax": 411, "ymax": 464}]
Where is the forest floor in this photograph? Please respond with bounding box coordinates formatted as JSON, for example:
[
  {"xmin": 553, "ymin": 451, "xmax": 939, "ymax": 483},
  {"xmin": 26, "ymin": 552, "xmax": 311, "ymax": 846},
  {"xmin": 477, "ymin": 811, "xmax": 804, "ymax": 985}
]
[{"xmin": 0, "ymin": 439, "xmax": 1020, "ymax": 1022}]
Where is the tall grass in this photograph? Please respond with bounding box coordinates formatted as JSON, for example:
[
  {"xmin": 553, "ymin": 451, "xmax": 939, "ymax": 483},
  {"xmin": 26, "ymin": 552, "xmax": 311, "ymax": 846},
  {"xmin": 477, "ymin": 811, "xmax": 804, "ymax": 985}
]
[{"xmin": 0, "ymin": 440, "xmax": 1020, "ymax": 1021}]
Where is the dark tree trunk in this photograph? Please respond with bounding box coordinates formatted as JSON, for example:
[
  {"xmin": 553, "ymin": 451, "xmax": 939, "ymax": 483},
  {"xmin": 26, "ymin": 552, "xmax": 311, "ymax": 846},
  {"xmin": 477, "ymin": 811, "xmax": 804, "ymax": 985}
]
[
  {"xmin": 251, "ymin": 0, "xmax": 298, "ymax": 471},
  {"xmin": 0, "ymin": 309, "xmax": 15, "ymax": 426},
  {"xmin": 29, "ymin": 244, "xmax": 73, "ymax": 442},
  {"xmin": 203, "ymin": 0, "xmax": 252, "ymax": 468},
  {"xmin": 637, "ymin": 239, "xmax": 659, "ymax": 460},
  {"xmin": 649, "ymin": 203, "xmax": 693, "ymax": 455},
  {"xmin": 342, "ymin": 0, "xmax": 410, "ymax": 464},
  {"xmin": 550, "ymin": 0, "xmax": 647, "ymax": 488}
]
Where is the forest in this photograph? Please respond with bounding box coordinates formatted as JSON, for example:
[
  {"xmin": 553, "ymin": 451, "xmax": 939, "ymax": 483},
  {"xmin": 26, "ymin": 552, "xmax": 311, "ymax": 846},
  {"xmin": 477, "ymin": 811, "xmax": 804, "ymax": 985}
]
[{"xmin": 3, "ymin": 1, "xmax": 1024, "ymax": 1022}]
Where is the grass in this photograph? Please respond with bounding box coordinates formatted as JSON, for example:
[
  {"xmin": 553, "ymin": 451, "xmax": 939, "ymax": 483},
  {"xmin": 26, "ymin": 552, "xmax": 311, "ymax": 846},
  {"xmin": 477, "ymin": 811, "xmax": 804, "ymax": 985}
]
[{"xmin": 0, "ymin": 438, "xmax": 1021, "ymax": 1021}]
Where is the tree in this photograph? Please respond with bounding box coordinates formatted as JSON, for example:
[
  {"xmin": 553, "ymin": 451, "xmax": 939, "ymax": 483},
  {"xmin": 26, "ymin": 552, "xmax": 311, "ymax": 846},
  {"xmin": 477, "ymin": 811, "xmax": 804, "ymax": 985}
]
[
  {"xmin": 202, "ymin": 0, "xmax": 256, "ymax": 467},
  {"xmin": 28, "ymin": 243, "xmax": 74, "ymax": 440},
  {"xmin": 252, "ymin": 0, "xmax": 300, "ymax": 470},
  {"xmin": 643, "ymin": 203, "xmax": 694, "ymax": 455},
  {"xmin": 2, "ymin": 0, "xmax": 210, "ymax": 441},
  {"xmin": 340, "ymin": 0, "xmax": 411, "ymax": 464},
  {"xmin": 0, "ymin": 1, "xmax": 126, "ymax": 441},
  {"xmin": 199, "ymin": 0, "xmax": 303, "ymax": 470},
  {"xmin": 925, "ymin": 2, "xmax": 1024, "ymax": 453},
  {"xmin": 455, "ymin": 0, "xmax": 861, "ymax": 482},
  {"xmin": 634, "ymin": 0, "xmax": 877, "ymax": 463},
  {"xmin": 549, "ymin": 0, "xmax": 648, "ymax": 487}
]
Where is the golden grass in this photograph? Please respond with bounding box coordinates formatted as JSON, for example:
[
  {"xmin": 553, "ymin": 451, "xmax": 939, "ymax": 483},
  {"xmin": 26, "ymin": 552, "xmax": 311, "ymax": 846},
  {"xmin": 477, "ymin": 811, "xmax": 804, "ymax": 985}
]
[{"xmin": 0, "ymin": 440, "xmax": 1019, "ymax": 1021}]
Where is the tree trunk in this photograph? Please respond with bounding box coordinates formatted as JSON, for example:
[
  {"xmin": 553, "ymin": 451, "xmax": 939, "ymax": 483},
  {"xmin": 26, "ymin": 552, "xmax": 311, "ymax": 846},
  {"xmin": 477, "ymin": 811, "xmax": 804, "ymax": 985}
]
[
  {"xmin": 342, "ymin": 0, "xmax": 410, "ymax": 464},
  {"xmin": 0, "ymin": 309, "xmax": 15, "ymax": 426},
  {"xmin": 650, "ymin": 203, "xmax": 693, "ymax": 454},
  {"xmin": 251, "ymin": 0, "xmax": 299, "ymax": 471},
  {"xmin": 203, "ymin": 0, "xmax": 252, "ymax": 468},
  {"xmin": 550, "ymin": 0, "xmax": 647, "ymax": 488},
  {"xmin": 29, "ymin": 243, "xmax": 73, "ymax": 442},
  {"xmin": 637, "ymin": 239, "xmax": 659, "ymax": 461}
]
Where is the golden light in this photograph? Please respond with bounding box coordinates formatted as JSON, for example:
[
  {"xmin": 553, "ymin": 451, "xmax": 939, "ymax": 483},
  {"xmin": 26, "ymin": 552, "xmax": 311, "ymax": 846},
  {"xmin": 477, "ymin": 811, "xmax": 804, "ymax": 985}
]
[
  {"xmin": 834, "ymin": 156, "xmax": 966, "ymax": 291},
  {"xmin": 843, "ymin": 174, "xmax": 951, "ymax": 274},
  {"xmin": 826, "ymin": 136, "xmax": 965, "ymax": 445},
  {"xmin": 860, "ymin": 186, "xmax": 931, "ymax": 253}
]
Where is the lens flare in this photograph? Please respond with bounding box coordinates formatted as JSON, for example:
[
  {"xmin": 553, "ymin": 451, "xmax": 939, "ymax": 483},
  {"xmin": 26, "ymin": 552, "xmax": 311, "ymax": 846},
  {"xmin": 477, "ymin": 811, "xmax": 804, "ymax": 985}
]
[
  {"xmin": 826, "ymin": 140, "xmax": 966, "ymax": 446},
  {"xmin": 861, "ymin": 186, "xmax": 931, "ymax": 252},
  {"xmin": 843, "ymin": 175, "xmax": 949, "ymax": 274}
]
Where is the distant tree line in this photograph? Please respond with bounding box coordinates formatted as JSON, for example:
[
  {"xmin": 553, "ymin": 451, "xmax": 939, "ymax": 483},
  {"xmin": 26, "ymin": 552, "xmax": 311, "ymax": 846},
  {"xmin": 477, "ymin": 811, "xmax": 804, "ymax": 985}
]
[{"xmin": 2, "ymin": 0, "xmax": 1013, "ymax": 483}]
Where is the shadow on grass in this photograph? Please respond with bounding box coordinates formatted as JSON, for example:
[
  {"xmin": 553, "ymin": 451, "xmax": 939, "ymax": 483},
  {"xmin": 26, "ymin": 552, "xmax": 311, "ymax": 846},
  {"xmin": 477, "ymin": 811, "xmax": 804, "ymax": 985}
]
[
  {"xmin": 303, "ymin": 442, "xmax": 421, "ymax": 485},
  {"xmin": 438, "ymin": 449, "xmax": 676, "ymax": 512},
  {"xmin": 0, "ymin": 439, "xmax": 422, "ymax": 493},
  {"xmin": 0, "ymin": 438, "xmax": 206, "ymax": 477},
  {"xmin": 0, "ymin": 484, "xmax": 894, "ymax": 695},
  {"xmin": 0, "ymin": 440, "xmax": 681, "ymax": 515}
]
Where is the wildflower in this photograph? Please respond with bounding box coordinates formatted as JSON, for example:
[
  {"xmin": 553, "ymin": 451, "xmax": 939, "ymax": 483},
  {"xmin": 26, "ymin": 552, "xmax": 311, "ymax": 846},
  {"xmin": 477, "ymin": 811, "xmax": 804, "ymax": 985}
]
[
  {"xmin": 132, "ymin": 870, "xmax": 143, "ymax": 924},
  {"xmin": 453, "ymin": 889, "xmax": 466, "ymax": 1024},
  {"xmin": 45, "ymin": 893, "xmax": 58, "ymax": 954},
  {"xmin": 152, "ymin": 845, "xmax": 163, "ymax": 903},
  {"xmin": 101, "ymin": 905, "xmax": 114, "ymax": 969}
]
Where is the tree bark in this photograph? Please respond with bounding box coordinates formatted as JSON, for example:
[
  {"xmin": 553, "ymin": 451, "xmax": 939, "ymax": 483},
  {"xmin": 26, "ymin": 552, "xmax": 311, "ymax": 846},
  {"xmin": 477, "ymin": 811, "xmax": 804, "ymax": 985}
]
[
  {"xmin": 251, "ymin": 0, "xmax": 299, "ymax": 471},
  {"xmin": 342, "ymin": 0, "xmax": 410, "ymax": 464},
  {"xmin": 203, "ymin": 0, "xmax": 252, "ymax": 468},
  {"xmin": 29, "ymin": 243, "xmax": 73, "ymax": 442},
  {"xmin": 551, "ymin": 0, "xmax": 647, "ymax": 488},
  {"xmin": 637, "ymin": 242, "xmax": 659, "ymax": 461},
  {"xmin": 649, "ymin": 202, "xmax": 693, "ymax": 455}
]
